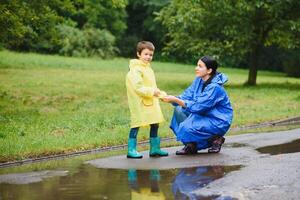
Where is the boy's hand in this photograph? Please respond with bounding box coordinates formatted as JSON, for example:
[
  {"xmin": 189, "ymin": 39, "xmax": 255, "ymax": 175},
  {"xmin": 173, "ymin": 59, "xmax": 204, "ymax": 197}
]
[
  {"xmin": 158, "ymin": 91, "xmax": 167, "ymax": 99},
  {"xmin": 153, "ymin": 89, "xmax": 161, "ymax": 97}
]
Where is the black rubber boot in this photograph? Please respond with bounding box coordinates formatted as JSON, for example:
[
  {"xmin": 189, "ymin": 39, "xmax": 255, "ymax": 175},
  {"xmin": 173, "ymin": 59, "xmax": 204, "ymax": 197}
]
[
  {"xmin": 176, "ymin": 143, "xmax": 197, "ymax": 155},
  {"xmin": 208, "ymin": 136, "xmax": 225, "ymax": 153}
]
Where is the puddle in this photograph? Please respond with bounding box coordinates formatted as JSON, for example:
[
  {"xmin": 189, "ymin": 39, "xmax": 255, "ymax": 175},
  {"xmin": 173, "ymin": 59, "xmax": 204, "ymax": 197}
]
[
  {"xmin": 170, "ymin": 165, "xmax": 240, "ymax": 200},
  {"xmin": 224, "ymin": 143, "xmax": 248, "ymax": 148},
  {"xmin": 256, "ymin": 139, "xmax": 300, "ymax": 155},
  {"xmin": 0, "ymin": 164, "xmax": 241, "ymax": 200},
  {"xmin": 0, "ymin": 170, "xmax": 68, "ymax": 184}
]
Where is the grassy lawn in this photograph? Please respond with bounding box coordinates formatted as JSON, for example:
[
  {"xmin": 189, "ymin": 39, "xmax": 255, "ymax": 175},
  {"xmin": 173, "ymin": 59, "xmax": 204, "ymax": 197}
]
[{"xmin": 0, "ymin": 50, "xmax": 299, "ymax": 162}]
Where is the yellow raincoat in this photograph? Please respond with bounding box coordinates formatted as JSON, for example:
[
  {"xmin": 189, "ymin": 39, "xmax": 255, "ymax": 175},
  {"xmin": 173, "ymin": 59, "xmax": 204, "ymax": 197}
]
[
  {"xmin": 131, "ymin": 188, "xmax": 165, "ymax": 200},
  {"xmin": 126, "ymin": 59, "xmax": 165, "ymax": 128}
]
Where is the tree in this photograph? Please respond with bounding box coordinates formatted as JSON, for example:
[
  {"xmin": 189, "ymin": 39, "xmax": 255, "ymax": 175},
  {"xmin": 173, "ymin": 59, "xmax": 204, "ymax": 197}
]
[
  {"xmin": 0, "ymin": 0, "xmax": 127, "ymax": 55},
  {"xmin": 158, "ymin": 0, "xmax": 300, "ymax": 85},
  {"xmin": 0, "ymin": 0, "xmax": 73, "ymax": 52},
  {"xmin": 69, "ymin": 0, "xmax": 127, "ymax": 39},
  {"xmin": 118, "ymin": 0, "xmax": 169, "ymax": 57}
]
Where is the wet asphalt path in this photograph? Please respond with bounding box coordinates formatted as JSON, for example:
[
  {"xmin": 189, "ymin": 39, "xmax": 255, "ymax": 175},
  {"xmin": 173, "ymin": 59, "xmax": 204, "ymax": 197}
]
[{"xmin": 87, "ymin": 128, "xmax": 300, "ymax": 200}]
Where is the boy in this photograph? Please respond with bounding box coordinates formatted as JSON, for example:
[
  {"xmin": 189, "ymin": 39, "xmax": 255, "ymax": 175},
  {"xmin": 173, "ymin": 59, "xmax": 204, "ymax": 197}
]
[{"xmin": 125, "ymin": 41, "xmax": 168, "ymax": 159}]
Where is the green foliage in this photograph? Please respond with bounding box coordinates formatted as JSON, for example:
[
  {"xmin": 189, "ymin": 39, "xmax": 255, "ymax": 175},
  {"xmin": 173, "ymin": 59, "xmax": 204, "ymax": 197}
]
[
  {"xmin": 118, "ymin": 0, "xmax": 169, "ymax": 57},
  {"xmin": 70, "ymin": 0, "xmax": 127, "ymax": 38},
  {"xmin": 56, "ymin": 24, "xmax": 86, "ymax": 57},
  {"xmin": 0, "ymin": 0, "xmax": 127, "ymax": 56},
  {"xmin": 84, "ymin": 27, "xmax": 117, "ymax": 58},
  {"xmin": 57, "ymin": 24, "xmax": 116, "ymax": 58},
  {"xmin": 159, "ymin": 0, "xmax": 300, "ymax": 59},
  {"xmin": 0, "ymin": 0, "xmax": 70, "ymax": 52},
  {"xmin": 111, "ymin": 0, "xmax": 128, "ymax": 8},
  {"xmin": 158, "ymin": 0, "xmax": 300, "ymax": 84}
]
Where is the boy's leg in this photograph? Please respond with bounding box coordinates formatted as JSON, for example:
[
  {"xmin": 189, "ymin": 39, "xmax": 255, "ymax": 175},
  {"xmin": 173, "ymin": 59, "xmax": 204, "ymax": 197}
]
[
  {"xmin": 149, "ymin": 124, "xmax": 158, "ymax": 138},
  {"xmin": 127, "ymin": 127, "xmax": 143, "ymax": 159},
  {"xmin": 129, "ymin": 127, "xmax": 139, "ymax": 139},
  {"xmin": 149, "ymin": 124, "xmax": 168, "ymax": 157}
]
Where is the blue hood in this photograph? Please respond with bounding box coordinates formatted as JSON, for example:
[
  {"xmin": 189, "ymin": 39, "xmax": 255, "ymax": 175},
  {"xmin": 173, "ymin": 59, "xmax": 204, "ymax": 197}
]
[{"xmin": 211, "ymin": 72, "xmax": 228, "ymax": 85}]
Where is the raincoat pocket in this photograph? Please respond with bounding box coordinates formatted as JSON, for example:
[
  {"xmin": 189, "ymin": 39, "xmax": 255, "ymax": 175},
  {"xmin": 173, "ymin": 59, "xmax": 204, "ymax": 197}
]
[{"xmin": 142, "ymin": 97, "xmax": 153, "ymax": 106}]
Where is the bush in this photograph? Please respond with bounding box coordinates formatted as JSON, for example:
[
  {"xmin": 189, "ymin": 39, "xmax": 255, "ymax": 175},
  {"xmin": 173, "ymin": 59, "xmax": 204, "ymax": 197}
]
[
  {"xmin": 56, "ymin": 24, "xmax": 116, "ymax": 58},
  {"xmin": 56, "ymin": 25, "xmax": 87, "ymax": 57},
  {"xmin": 85, "ymin": 28, "xmax": 116, "ymax": 58}
]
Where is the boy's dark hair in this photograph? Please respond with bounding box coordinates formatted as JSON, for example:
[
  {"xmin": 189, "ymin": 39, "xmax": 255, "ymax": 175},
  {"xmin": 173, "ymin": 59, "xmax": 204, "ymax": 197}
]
[
  {"xmin": 136, "ymin": 41, "xmax": 155, "ymax": 54},
  {"xmin": 200, "ymin": 55, "xmax": 219, "ymax": 75}
]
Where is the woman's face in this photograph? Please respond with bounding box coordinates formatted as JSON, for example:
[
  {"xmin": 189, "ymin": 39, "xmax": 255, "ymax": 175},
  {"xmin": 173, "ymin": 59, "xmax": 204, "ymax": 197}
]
[
  {"xmin": 195, "ymin": 59, "xmax": 212, "ymax": 80},
  {"xmin": 137, "ymin": 48, "xmax": 154, "ymax": 63}
]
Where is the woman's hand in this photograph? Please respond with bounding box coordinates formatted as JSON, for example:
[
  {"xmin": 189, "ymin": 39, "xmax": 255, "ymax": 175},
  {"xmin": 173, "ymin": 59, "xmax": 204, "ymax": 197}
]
[
  {"xmin": 162, "ymin": 95, "xmax": 176, "ymax": 103},
  {"xmin": 162, "ymin": 95, "xmax": 186, "ymax": 107}
]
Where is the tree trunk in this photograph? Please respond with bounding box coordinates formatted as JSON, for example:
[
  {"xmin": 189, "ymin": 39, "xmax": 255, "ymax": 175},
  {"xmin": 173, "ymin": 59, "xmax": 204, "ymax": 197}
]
[{"xmin": 246, "ymin": 44, "xmax": 259, "ymax": 86}]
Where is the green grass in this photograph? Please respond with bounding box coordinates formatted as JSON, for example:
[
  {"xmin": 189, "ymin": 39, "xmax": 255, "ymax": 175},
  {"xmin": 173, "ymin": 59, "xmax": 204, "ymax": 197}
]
[{"xmin": 0, "ymin": 50, "xmax": 300, "ymax": 162}]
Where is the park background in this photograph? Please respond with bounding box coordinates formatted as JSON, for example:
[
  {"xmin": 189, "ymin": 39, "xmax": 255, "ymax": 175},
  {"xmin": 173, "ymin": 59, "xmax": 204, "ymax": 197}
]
[{"xmin": 0, "ymin": 0, "xmax": 299, "ymax": 162}]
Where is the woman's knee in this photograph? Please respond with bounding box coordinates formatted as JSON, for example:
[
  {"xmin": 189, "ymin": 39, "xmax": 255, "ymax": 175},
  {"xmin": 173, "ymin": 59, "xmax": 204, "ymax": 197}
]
[
  {"xmin": 174, "ymin": 106, "xmax": 184, "ymax": 114},
  {"xmin": 173, "ymin": 106, "xmax": 188, "ymax": 123}
]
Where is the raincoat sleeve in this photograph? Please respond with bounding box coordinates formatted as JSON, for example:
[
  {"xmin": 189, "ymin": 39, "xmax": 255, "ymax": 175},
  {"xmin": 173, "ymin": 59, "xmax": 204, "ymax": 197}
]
[
  {"xmin": 129, "ymin": 69, "xmax": 155, "ymax": 98},
  {"xmin": 183, "ymin": 84, "xmax": 225, "ymax": 114}
]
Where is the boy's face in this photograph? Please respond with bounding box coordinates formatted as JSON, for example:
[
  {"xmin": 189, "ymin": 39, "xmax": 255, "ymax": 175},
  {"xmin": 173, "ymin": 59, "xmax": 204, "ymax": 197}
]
[{"xmin": 137, "ymin": 48, "xmax": 154, "ymax": 63}]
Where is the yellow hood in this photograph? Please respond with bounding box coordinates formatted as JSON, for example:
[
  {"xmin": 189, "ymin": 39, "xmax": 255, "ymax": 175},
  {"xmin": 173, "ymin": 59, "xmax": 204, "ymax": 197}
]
[{"xmin": 129, "ymin": 59, "xmax": 150, "ymax": 69}]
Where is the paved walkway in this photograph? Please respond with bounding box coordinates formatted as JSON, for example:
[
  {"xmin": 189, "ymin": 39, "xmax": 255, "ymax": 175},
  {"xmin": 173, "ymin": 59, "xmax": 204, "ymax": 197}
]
[
  {"xmin": 86, "ymin": 128, "xmax": 300, "ymax": 200},
  {"xmin": 86, "ymin": 128, "xmax": 300, "ymax": 170}
]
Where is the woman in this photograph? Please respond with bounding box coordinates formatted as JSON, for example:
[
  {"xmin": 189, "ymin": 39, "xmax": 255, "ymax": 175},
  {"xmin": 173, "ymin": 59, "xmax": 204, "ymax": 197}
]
[{"xmin": 162, "ymin": 56, "xmax": 233, "ymax": 155}]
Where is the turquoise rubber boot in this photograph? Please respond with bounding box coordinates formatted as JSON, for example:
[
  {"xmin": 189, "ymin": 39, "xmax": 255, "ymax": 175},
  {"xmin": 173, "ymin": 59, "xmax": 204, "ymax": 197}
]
[
  {"xmin": 127, "ymin": 138, "xmax": 143, "ymax": 159},
  {"xmin": 150, "ymin": 169, "xmax": 161, "ymax": 181},
  {"xmin": 149, "ymin": 137, "xmax": 168, "ymax": 157},
  {"xmin": 128, "ymin": 169, "xmax": 137, "ymax": 182}
]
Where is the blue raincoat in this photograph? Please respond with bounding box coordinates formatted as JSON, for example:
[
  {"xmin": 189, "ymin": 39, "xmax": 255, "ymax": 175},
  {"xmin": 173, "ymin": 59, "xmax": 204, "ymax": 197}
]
[
  {"xmin": 172, "ymin": 166, "xmax": 223, "ymax": 199},
  {"xmin": 170, "ymin": 72, "xmax": 233, "ymax": 150}
]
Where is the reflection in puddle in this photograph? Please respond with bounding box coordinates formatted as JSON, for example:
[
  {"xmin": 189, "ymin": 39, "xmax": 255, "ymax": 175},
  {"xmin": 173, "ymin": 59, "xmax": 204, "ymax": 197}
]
[
  {"xmin": 0, "ymin": 165, "xmax": 241, "ymax": 200},
  {"xmin": 127, "ymin": 166, "xmax": 240, "ymax": 200},
  {"xmin": 171, "ymin": 165, "xmax": 240, "ymax": 200},
  {"xmin": 128, "ymin": 169, "xmax": 165, "ymax": 199},
  {"xmin": 256, "ymin": 139, "xmax": 300, "ymax": 155}
]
